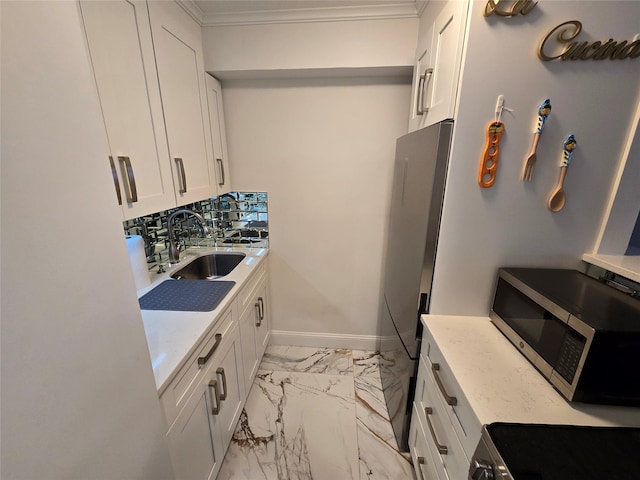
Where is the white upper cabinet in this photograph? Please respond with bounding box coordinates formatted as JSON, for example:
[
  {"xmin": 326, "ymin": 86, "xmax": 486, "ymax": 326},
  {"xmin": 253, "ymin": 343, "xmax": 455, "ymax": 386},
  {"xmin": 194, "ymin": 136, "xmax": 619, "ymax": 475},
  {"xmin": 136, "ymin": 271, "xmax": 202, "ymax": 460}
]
[
  {"xmin": 409, "ymin": 0, "xmax": 469, "ymax": 131},
  {"xmin": 79, "ymin": 0, "xmax": 176, "ymax": 220},
  {"xmin": 205, "ymin": 74, "xmax": 233, "ymax": 196},
  {"xmin": 148, "ymin": 0, "xmax": 218, "ymax": 205},
  {"xmin": 81, "ymin": 0, "xmax": 226, "ymax": 219}
]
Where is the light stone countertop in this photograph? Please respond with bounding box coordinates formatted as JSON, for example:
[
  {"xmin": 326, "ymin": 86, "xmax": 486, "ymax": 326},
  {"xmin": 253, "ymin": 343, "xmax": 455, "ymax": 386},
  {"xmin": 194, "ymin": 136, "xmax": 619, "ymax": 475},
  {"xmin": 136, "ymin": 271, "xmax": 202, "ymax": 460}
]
[
  {"xmin": 422, "ymin": 315, "xmax": 640, "ymax": 427},
  {"xmin": 139, "ymin": 246, "xmax": 269, "ymax": 394},
  {"xmin": 582, "ymin": 253, "xmax": 640, "ymax": 284}
]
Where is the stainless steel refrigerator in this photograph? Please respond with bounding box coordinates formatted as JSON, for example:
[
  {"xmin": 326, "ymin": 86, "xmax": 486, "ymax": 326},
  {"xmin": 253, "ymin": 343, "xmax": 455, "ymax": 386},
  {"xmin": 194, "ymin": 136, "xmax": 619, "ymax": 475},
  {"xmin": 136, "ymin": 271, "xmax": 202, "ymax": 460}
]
[{"xmin": 379, "ymin": 121, "xmax": 453, "ymax": 451}]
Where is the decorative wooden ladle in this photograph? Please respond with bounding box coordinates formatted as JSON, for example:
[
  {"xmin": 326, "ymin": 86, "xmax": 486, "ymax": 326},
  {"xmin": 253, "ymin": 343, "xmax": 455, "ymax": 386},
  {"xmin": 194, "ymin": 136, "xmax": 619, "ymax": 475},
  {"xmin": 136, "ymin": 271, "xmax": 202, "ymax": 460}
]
[{"xmin": 547, "ymin": 134, "xmax": 576, "ymax": 212}]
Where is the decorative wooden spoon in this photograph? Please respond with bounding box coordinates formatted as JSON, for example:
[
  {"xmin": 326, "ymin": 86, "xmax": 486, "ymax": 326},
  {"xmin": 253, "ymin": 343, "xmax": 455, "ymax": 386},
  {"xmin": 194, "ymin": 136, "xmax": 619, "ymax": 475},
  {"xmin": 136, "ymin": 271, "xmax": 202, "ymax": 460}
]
[{"xmin": 547, "ymin": 134, "xmax": 576, "ymax": 212}]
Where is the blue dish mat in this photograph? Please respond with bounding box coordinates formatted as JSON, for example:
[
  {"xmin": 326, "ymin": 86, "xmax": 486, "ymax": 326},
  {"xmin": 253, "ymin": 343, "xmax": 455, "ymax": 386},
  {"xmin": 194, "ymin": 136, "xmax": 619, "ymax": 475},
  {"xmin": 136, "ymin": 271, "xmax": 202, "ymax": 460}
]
[{"xmin": 139, "ymin": 280, "xmax": 235, "ymax": 312}]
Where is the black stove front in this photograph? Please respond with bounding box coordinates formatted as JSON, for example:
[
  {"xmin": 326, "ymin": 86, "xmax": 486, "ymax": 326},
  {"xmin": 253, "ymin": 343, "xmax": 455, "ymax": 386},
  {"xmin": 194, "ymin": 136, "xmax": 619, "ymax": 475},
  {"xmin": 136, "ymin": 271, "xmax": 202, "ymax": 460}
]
[{"xmin": 471, "ymin": 423, "xmax": 640, "ymax": 480}]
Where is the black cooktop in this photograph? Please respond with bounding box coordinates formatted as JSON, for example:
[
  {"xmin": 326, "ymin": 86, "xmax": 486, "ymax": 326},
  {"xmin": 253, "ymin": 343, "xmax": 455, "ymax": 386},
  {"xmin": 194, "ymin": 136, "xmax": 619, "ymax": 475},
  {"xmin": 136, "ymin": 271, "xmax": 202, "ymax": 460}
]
[{"xmin": 487, "ymin": 423, "xmax": 640, "ymax": 480}]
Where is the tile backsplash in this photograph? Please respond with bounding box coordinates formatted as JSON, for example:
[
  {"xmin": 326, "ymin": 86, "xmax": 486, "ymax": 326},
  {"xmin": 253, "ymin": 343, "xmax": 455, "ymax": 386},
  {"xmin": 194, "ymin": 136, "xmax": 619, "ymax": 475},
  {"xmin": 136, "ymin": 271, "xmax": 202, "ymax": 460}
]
[{"xmin": 123, "ymin": 192, "xmax": 268, "ymax": 269}]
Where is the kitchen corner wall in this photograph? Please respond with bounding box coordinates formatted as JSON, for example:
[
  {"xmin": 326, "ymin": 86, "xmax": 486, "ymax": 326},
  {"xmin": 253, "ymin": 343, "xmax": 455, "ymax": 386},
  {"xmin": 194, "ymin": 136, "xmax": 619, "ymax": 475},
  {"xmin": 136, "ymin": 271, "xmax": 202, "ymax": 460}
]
[
  {"xmin": 430, "ymin": 1, "xmax": 640, "ymax": 315},
  {"xmin": 201, "ymin": 12, "xmax": 417, "ymax": 341},
  {"xmin": 221, "ymin": 78, "xmax": 411, "ymax": 338}
]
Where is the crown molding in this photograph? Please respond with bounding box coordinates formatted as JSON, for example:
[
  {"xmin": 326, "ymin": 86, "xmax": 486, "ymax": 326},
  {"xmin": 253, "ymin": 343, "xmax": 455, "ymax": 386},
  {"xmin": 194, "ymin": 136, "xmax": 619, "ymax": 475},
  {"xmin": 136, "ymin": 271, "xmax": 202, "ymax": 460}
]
[
  {"xmin": 211, "ymin": 65, "xmax": 414, "ymax": 81},
  {"xmin": 177, "ymin": 0, "xmax": 205, "ymax": 24},
  {"xmin": 198, "ymin": 3, "xmax": 419, "ymax": 27},
  {"xmin": 415, "ymin": 0, "xmax": 429, "ymax": 16}
]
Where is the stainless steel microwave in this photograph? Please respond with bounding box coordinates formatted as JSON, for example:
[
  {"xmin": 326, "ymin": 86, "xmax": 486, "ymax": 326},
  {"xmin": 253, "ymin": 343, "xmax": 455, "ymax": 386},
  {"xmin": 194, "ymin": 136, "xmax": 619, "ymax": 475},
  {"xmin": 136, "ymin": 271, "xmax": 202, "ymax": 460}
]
[{"xmin": 490, "ymin": 268, "xmax": 640, "ymax": 407}]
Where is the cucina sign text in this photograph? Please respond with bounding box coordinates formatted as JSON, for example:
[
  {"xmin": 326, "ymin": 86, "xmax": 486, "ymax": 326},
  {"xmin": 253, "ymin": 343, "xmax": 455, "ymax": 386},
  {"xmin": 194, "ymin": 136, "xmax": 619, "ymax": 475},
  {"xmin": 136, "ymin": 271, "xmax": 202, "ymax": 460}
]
[
  {"xmin": 539, "ymin": 20, "xmax": 640, "ymax": 61},
  {"xmin": 484, "ymin": 0, "xmax": 537, "ymax": 17}
]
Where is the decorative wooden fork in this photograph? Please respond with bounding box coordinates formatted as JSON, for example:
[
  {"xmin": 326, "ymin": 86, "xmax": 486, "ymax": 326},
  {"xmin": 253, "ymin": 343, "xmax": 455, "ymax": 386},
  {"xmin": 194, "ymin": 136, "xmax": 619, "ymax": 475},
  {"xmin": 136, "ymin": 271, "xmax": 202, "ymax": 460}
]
[{"xmin": 522, "ymin": 99, "xmax": 551, "ymax": 181}]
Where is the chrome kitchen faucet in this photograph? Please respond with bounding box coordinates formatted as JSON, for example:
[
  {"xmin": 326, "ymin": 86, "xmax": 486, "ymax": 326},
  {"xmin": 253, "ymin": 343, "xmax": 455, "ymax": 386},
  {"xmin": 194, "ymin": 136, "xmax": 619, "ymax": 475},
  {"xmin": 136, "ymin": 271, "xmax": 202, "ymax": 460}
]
[{"xmin": 167, "ymin": 209, "xmax": 211, "ymax": 264}]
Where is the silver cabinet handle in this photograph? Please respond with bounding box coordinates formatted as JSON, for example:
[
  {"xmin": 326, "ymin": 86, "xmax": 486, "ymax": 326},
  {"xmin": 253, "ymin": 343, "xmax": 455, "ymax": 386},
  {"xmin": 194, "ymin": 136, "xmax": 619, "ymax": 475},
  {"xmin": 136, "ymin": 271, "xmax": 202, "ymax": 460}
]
[
  {"xmin": 258, "ymin": 296, "xmax": 264, "ymax": 320},
  {"xmin": 416, "ymin": 71, "xmax": 426, "ymax": 116},
  {"xmin": 216, "ymin": 158, "xmax": 225, "ymax": 186},
  {"xmin": 216, "ymin": 367, "xmax": 227, "ymax": 401},
  {"xmin": 117, "ymin": 156, "xmax": 138, "ymax": 203},
  {"xmin": 416, "ymin": 67, "xmax": 434, "ymax": 116},
  {"xmin": 424, "ymin": 407, "xmax": 448, "ymax": 454},
  {"xmin": 254, "ymin": 301, "xmax": 262, "ymax": 327},
  {"xmin": 174, "ymin": 157, "xmax": 187, "ymax": 194},
  {"xmin": 208, "ymin": 379, "xmax": 221, "ymax": 415},
  {"xmin": 432, "ymin": 363, "xmax": 457, "ymax": 405},
  {"xmin": 198, "ymin": 333, "xmax": 222, "ymax": 368},
  {"xmin": 108, "ymin": 156, "xmax": 122, "ymax": 205}
]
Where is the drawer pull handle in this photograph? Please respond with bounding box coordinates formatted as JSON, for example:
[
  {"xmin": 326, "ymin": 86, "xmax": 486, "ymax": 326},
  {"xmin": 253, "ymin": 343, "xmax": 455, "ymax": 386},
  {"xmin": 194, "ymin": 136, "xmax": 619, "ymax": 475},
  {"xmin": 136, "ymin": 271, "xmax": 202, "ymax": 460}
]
[
  {"xmin": 254, "ymin": 302, "xmax": 262, "ymax": 327},
  {"xmin": 198, "ymin": 333, "xmax": 222, "ymax": 368},
  {"xmin": 258, "ymin": 296, "xmax": 265, "ymax": 320},
  {"xmin": 417, "ymin": 457, "xmax": 428, "ymax": 480},
  {"xmin": 432, "ymin": 363, "xmax": 457, "ymax": 406},
  {"xmin": 424, "ymin": 407, "xmax": 448, "ymax": 455},
  {"xmin": 216, "ymin": 367, "xmax": 227, "ymax": 401},
  {"xmin": 208, "ymin": 379, "xmax": 221, "ymax": 415}
]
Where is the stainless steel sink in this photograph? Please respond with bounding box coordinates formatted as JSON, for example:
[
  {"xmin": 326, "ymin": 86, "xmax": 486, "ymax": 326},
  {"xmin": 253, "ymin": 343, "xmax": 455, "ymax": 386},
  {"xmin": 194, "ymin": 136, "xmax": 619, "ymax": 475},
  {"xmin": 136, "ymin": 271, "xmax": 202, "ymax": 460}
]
[{"xmin": 170, "ymin": 253, "xmax": 245, "ymax": 280}]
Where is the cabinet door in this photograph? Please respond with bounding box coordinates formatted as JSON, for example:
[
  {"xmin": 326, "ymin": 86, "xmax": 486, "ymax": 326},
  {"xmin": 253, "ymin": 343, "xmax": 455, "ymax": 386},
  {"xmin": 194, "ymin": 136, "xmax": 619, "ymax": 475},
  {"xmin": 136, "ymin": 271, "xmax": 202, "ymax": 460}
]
[
  {"xmin": 166, "ymin": 322, "xmax": 244, "ymax": 480},
  {"xmin": 408, "ymin": 29, "xmax": 433, "ymax": 132},
  {"xmin": 426, "ymin": 0, "xmax": 468, "ymax": 123},
  {"xmin": 254, "ymin": 280, "xmax": 270, "ymax": 359},
  {"xmin": 214, "ymin": 322, "xmax": 245, "ymax": 450},
  {"xmin": 148, "ymin": 1, "xmax": 217, "ymax": 205},
  {"xmin": 166, "ymin": 373, "xmax": 222, "ymax": 480},
  {"xmin": 79, "ymin": 0, "xmax": 176, "ymax": 219},
  {"xmin": 239, "ymin": 299, "xmax": 260, "ymax": 393},
  {"xmin": 409, "ymin": 405, "xmax": 439, "ymax": 480},
  {"xmin": 205, "ymin": 74, "xmax": 232, "ymax": 196},
  {"xmin": 408, "ymin": 0, "xmax": 468, "ymax": 131}
]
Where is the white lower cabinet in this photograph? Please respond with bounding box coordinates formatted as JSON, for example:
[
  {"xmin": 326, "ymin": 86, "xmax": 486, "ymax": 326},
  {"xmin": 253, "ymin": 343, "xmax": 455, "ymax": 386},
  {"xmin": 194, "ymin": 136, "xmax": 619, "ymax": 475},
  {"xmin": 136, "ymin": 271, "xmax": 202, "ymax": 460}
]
[
  {"xmin": 408, "ymin": 404, "xmax": 439, "ymax": 480},
  {"xmin": 238, "ymin": 266, "xmax": 271, "ymax": 393},
  {"xmin": 165, "ymin": 372, "xmax": 221, "ymax": 480},
  {"xmin": 409, "ymin": 324, "xmax": 480, "ymax": 480},
  {"xmin": 412, "ymin": 355, "xmax": 469, "ymax": 480},
  {"xmin": 161, "ymin": 258, "xmax": 271, "ymax": 479},
  {"xmin": 410, "ymin": 315, "xmax": 640, "ymax": 480},
  {"xmin": 166, "ymin": 318, "xmax": 243, "ymax": 480}
]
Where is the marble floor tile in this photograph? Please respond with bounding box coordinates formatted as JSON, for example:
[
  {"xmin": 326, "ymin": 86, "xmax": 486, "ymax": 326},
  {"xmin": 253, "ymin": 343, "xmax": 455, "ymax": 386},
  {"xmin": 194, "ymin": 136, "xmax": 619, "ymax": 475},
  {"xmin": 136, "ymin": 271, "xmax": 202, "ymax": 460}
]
[
  {"xmin": 219, "ymin": 348, "xmax": 415, "ymax": 480},
  {"xmin": 260, "ymin": 345, "xmax": 353, "ymax": 375},
  {"xmin": 353, "ymin": 351, "xmax": 415, "ymax": 480}
]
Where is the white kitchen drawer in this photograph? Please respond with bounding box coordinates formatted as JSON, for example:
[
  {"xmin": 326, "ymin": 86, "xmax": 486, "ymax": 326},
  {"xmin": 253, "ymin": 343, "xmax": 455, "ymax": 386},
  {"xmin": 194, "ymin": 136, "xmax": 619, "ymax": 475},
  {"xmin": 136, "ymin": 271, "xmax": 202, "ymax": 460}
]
[
  {"xmin": 237, "ymin": 262, "xmax": 266, "ymax": 316},
  {"xmin": 160, "ymin": 308, "xmax": 234, "ymax": 427},
  {"xmin": 409, "ymin": 404, "xmax": 439, "ymax": 480},
  {"xmin": 415, "ymin": 355, "xmax": 469, "ymax": 480},
  {"xmin": 422, "ymin": 327, "xmax": 481, "ymax": 458}
]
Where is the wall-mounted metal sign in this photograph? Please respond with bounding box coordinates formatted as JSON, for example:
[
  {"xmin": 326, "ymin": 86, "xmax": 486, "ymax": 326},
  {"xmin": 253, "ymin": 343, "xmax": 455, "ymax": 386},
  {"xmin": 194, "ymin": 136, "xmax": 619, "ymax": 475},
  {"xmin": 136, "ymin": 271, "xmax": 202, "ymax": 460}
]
[
  {"xmin": 484, "ymin": 0, "xmax": 537, "ymax": 17},
  {"xmin": 539, "ymin": 21, "xmax": 640, "ymax": 61}
]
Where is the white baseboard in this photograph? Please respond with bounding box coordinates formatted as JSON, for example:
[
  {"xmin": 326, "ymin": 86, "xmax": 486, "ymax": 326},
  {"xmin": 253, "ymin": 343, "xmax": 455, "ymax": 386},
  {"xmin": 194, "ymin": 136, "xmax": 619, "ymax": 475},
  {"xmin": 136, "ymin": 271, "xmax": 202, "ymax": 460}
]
[{"xmin": 269, "ymin": 330, "xmax": 380, "ymax": 351}]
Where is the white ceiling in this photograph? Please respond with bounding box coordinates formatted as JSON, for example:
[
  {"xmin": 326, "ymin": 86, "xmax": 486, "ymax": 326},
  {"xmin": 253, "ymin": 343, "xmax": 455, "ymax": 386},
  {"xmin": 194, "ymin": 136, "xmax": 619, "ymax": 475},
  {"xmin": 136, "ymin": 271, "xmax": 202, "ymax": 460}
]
[{"xmin": 190, "ymin": 0, "xmax": 421, "ymax": 25}]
